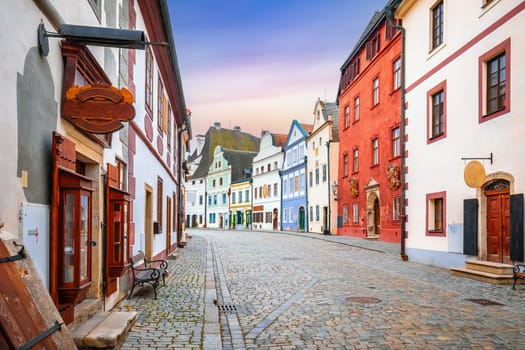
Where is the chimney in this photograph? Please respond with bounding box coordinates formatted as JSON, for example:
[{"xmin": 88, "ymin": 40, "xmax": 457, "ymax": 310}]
[
  {"xmin": 233, "ymin": 126, "xmax": 241, "ymax": 132},
  {"xmin": 214, "ymin": 122, "xmax": 221, "ymax": 129}
]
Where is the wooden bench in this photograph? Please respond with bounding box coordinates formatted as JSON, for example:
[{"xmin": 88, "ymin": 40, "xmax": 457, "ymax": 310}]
[
  {"xmin": 128, "ymin": 252, "xmax": 168, "ymax": 299},
  {"xmin": 513, "ymin": 264, "xmax": 525, "ymax": 290}
]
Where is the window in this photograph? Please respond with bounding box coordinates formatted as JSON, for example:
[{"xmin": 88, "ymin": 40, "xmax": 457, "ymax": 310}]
[
  {"xmin": 238, "ymin": 190, "xmax": 243, "ymax": 202},
  {"xmin": 373, "ymin": 78, "xmax": 380, "ymax": 106},
  {"xmin": 392, "ymin": 127, "xmax": 401, "ymax": 158},
  {"xmin": 352, "ymin": 203, "xmax": 359, "ymax": 224},
  {"xmin": 157, "ymin": 77, "xmax": 166, "ymax": 133},
  {"xmin": 208, "ymin": 196, "xmax": 211, "ymax": 206},
  {"xmin": 315, "ymin": 205, "xmax": 320, "ymax": 221},
  {"xmin": 267, "ymin": 164, "xmax": 271, "ymax": 172},
  {"xmin": 366, "ymin": 32, "xmax": 380, "ymax": 60},
  {"xmin": 344, "ymin": 105, "xmax": 350, "ymax": 128},
  {"xmin": 315, "ymin": 168, "xmax": 320, "ymax": 185},
  {"xmin": 222, "ymin": 193, "xmax": 227, "ymax": 204},
  {"xmin": 282, "ymin": 180, "xmax": 287, "ymax": 197},
  {"xmin": 213, "ymin": 195, "xmax": 217, "ymax": 205},
  {"xmin": 427, "ymin": 80, "xmax": 446, "ymax": 143},
  {"xmin": 255, "ymin": 187, "xmax": 258, "ymax": 199},
  {"xmin": 309, "ymin": 206, "xmax": 313, "ymax": 222},
  {"xmin": 232, "ymin": 192, "xmax": 236, "ymax": 204},
  {"xmin": 199, "ymin": 195, "xmax": 203, "ymax": 205},
  {"xmin": 167, "ymin": 105, "xmax": 172, "ymax": 152},
  {"xmin": 343, "ymin": 204, "xmax": 349, "ymax": 224},
  {"xmin": 283, "ymin": 208, "xmax": 287, "ymax": 222},
  {"xmin": 309, "ymin": 171, "xmax": 313, "ymax": 187},
  {"xmin": 245, "ymin": 190, "xmax": 249, "ymax": 202},
  {"xmin": 372, "ymin": 138, "xmax": 379, "ymax": 166},
  {"xmin": 431, "ymin": 1, "xmax": 444, "ymax": 50},
  {"xmin": 219, "ymin": 177, "xmax": 223, "ymax": 186},
  {"xmin": 393, "ymin": 197, "xmax": 401, "ymax": 221},
  {"xmin": 354, "ymin": 96, "xmax": 360, "ymax": 121},
  {"xmin": 426, "ymin": 191, "xmax": 446, "ymax": 236},
  {"xmin": 343, "ymin": 153, "xmax": 349, "ymax": 177},
  {"xmin": 145, "ymin": 49, "xmax": 153, "ymax": 113},
  {"xmin": 393, "ymin": 58, "xmax": 401, "ymax": 91},
  {"xmin": 322, "ymin": 165, "xmax": 327, "ymax": 182},
  {"xmin": 116, "ymin": 159, "xmax": 127, "ymax": 191},
  {"xmin": 273, "ymin": 183, "xmax": 278, "ymax": 196},
  {"xmin": 212, "ymin": 179, "xmax": 216, "ymax": 188},
  {"xmin": 353, "ymin": 148, "xmax": 359, "ymax": 173},
  {"xmin": 486, "ymin": 52, "xmax": 507, "ymax": 116},
  {"xmin": 157, "ymin": 177, "xmax": 163, "ymax": 231}
]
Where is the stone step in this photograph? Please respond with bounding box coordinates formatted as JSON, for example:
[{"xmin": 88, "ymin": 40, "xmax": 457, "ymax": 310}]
[
  {"xmin": 464, "ymin": 260, "xmax": 514, "ymax": 275},
  {"xmin": 71, "ymin": 311, "xmax": 137, "ymax": 350},
  {"xmin": 450, "ymin": 267, "xmax": 514, "ymax": 285}
]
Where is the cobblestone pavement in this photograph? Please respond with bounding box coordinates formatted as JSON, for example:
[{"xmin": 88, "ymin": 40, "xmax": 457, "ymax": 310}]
[
  {"xmin": 116, "ymin": 234, "xmax": 219, "ymax": 350},
  {"xmin": 115, "ymin": 229, "xmax": 525, "ymax": 349},
  {"xmin": 199, "ymin": 229, "xmax": 525, "ymax": 350}
]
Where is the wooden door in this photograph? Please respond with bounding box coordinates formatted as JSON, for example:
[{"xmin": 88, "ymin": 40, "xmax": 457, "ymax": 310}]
[
  {"xmin": 374, "ymin": 198, "xmax": 380, "ymax": 235},
  {"xmin": 486, "ymin": 190, "xmax": 511, "ymax": 263}
]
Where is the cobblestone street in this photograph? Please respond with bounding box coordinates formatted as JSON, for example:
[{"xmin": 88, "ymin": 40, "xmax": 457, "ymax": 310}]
[{"xmin": 118, "ymin": 229, "xmax": 525, "ymax": 349}]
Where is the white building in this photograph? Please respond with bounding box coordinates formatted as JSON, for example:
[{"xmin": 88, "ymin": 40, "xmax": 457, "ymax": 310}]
[
  {"xmin": 306, "ymin": 99, "xmax": 339, "ymax": 234},
  {"xmin": 0, "ymin": 0, "xmax": 189, "ymax": 328},
  {"xmin": 185, "ymin": 135, "xmax": 206, "ymax": 228},
  {"xmin": 252, "ymin": 131, "xmax": 286, "ymax": 230},
  {"xmin": 396, "ymin": 0, "xmax": 525, "ymax": 268}
]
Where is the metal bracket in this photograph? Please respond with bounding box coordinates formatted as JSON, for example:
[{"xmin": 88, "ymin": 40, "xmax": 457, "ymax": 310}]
[
  {"xmin": 16, "ymin": 321, "xmax": 62, "ymax": 350},
  {"xmin": 461, "ymin": 152, "xmax": 493, "ymax": 165},
  {"xmin": 0, "ymin": 242, "xmax": 26, "ymax": 264}
]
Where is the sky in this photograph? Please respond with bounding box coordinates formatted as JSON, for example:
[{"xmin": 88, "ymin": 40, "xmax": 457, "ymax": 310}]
[{"xmin": 168, "ymin": 0, "xmax": 388, "ymax": 140}]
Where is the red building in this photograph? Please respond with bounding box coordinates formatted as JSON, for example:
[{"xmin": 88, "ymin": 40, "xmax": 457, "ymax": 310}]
[{"xmin": 336, "ymin": 5, "xmax": 402, "ymax": 243}]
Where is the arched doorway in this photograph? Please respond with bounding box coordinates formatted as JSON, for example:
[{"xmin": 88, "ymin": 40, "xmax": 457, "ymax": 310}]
[
  {"xmin": 273, "ymin": 208, "xmax": 278, "ymax": 230},
  {"xmin": 484, "ymin": 179, "xmax": 510, "ymax": 263},
  {"xmin": 366, "ymin": 191, "xmax": 380, "ymax": 237},
  {"xmin": 298, "ymin": 206, "xmax": 306, "ymax": 231}
]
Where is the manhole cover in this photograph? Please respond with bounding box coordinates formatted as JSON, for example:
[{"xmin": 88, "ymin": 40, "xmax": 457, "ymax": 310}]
[
  {"xmin": 466, "ymin": 298, "xmax": 504, "ymax": 306},
  {"xmin": 346, "ymin": 296, "xmax": 382, "ymax": 304},
  {"xmin": 217, "ymin": 304, "xmax": 238, "ymax": 313}
]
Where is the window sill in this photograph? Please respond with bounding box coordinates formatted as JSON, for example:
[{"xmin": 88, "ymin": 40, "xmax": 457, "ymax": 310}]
[{"xmin": 426, "ymin": 230, "xmax": 445, "ymax": 237}]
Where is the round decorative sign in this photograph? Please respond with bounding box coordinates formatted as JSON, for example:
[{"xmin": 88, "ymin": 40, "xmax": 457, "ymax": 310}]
[{"xmin": 464, "ymin": 161, "xmax": 486, "ymax": 188}]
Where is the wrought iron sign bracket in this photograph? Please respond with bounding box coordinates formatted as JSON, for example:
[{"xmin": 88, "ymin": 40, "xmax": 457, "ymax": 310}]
[
  {"xmin": 38, "ymin": 21, "xmax": 167, "ymax": 56},
  {"xmin": 461, "ymin": 152, "xmax": 493, "ymax": 165},
  {"xmin": 0, "ymin": 242, "xmax": 26, "ymax": 264}
]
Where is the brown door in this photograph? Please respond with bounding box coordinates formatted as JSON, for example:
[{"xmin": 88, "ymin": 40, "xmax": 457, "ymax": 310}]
[
  {"xmin": 374, "ymin": 198, "xmax": 380, "ymax": 235},
  {"xmin": 486, "ymin": 189, "xmax": 511, "ymax": 263}
]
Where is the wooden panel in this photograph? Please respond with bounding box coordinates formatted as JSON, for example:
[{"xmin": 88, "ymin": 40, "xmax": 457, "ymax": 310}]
[
  {"xmin": 502, "ymin": 194, "xmax": 511, "ymax": 264},
  {"xmin": 0, "ymin": 241, "xmax": 58, "ymax": 349},
  {"xmin": 107, "ymin": 163, "xmax": 119, "ymax": 189},
  {"xmin": 463, "ymin": 199, "xmax": 478, "ymax": 256},
  {"xmin": 486, "ymin": 194, "xmax": 502, "ymax": 262},
  {"xmin": 510, "ymin": 194, "xmax": 524, "ymax": 262}
]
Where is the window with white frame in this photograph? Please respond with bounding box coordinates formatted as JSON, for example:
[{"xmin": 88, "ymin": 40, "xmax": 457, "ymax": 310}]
[
  {"xmin": 352, "ymin": 203, "xmax": 359, "ymax": 224},
  {"xmin": 392, "ymin": 127, "xmax": 401, "ymax": 158},
  {"xmin": 354, "ymin": 96, "xmax": 360, "ymax": 121},
  {"xmin": 373, "ymin": 78, "xmax": 380, "ymax": 106},
  {"xmin": 393, "ymin": 58, "xmax": 401, "ymax": 90},
  {"xmin": 343, "ymin": 204, "xmax": 349, "ymax": 224},
  {"xmin": 372, "ymin": 138, "xmax": 379, "ymax": 166}
]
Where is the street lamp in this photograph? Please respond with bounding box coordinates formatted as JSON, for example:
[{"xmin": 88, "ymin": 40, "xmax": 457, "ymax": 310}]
[{"xmin": 331, "ymin": 181, "xmax": 339, "ymax": 201}]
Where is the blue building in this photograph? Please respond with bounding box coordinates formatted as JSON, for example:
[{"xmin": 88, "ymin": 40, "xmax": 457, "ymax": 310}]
[{"xmin": 281, "ymin": 120, "xmax": 313, "ymax": 231}]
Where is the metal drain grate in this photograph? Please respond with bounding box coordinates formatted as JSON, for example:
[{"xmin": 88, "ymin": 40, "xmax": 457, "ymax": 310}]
[
  {"xmin": 217, "ymin": 304, "xmax": 238, "ymax": 313},
  {"xmin": 346, "ymin": 296, "xmax": 382, "ymax": 304},
  {"xmin": 466, "ymin": 298, "xmax": 504, "ymax": 306}
]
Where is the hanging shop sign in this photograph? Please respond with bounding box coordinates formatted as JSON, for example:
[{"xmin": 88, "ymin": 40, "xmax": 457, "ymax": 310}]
[{"xmin": 62, "ymin": 82, "xmax": 135, "ymax": 134}]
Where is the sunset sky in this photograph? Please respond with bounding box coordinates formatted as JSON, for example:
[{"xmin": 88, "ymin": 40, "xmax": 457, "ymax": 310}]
[{"xmin": 168, "ymin": 0, "xmax": 388, "ymax": 139}]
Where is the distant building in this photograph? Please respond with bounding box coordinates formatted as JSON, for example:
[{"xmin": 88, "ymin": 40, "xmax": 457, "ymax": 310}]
[
  {"xmin": 185, "ymin": 123, "xmax": 260, "ymax": 228},
  {"xmin": 281, "ymin": 121, "xmax": 313, "ymax": 231},
  {"xmin": 336, "ymin": 1, "xmax": 402, "ymax": 243},
  {"xmin": 306, "ymin": 99, "xmax": 339, "ymax": 234},
  {"xmin": 252, "ymin": 131, "xmax": 286, "ymax": 230}
]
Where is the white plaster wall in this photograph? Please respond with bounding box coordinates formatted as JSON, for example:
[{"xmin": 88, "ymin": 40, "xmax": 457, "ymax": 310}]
[{"xmin": 402, "ymin": 0, "xmax": 525, "ymax": 253}]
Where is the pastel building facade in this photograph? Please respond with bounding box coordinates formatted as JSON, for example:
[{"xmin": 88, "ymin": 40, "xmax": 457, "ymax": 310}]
[
  {"xmin": 306, "ymin": 99, "xmax": 339, "ymax": 234},
  {"xmin": 281, "ymin": 121, "xmax": 313, "ymax": 231},
  {"xmin": 252, "ymin": 131, "xmax": 286, "ymax": 231}
]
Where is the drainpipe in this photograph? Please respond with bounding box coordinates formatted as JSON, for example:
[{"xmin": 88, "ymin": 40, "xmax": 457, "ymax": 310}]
[
  {"xmin": 177, "ymin": 125, "xmax": 187, "ymax": 248},
  {"xmin": 326, "ymin": 140, "xmax": 331, "ymax": 235},
  {"xmin": 304, "ymin": 155, "xmax": 309, "ymax": 233},
  {"xmin": 33, "ymin": 0, "xmax": 65, "ymax": 29},
  {"xmin": 386, "ymin": 4, "xmax": 408, "ymax": 261}
]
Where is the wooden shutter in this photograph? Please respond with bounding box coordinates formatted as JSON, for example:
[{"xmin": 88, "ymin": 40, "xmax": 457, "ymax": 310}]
[
  {"xmin": 463, "ymin": 199, "xmax": 478, "ymax": 256},
  {"xmin": 510, "ymin": 194, "xmax": 524, "ymax": 262}
]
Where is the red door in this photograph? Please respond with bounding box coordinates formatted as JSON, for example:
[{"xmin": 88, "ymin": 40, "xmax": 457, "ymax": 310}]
[{"xmin": 486, "ymin": 189, "xmax": 510, "ymax": 263}]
